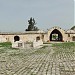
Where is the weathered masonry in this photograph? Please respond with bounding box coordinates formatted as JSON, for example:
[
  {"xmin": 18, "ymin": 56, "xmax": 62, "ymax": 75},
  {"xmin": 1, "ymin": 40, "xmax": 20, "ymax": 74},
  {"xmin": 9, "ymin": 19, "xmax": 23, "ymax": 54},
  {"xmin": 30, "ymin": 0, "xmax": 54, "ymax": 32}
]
[{"xmin": 0, "ymin": 26, "xmax": 75, "ymax": 43}]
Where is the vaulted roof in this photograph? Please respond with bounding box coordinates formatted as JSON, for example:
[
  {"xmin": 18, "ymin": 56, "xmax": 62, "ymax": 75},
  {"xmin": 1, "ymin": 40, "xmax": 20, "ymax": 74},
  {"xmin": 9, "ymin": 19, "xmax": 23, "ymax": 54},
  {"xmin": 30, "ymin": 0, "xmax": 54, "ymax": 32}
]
[{"xmin": 65, "ymin": 29, "xmax": 75, "ymax": 34}]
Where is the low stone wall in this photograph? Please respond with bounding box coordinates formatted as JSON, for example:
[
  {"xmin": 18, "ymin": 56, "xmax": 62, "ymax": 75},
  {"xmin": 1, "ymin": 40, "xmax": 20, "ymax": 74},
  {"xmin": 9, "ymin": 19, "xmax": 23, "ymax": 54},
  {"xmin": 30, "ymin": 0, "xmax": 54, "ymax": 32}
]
[
  {"xmin": 32, "ymin": 40, "xmax": 43, "ymax": 48},
  {"xmin": 12, "ymin": 41, "xmax": 23, "ymax": 48},
  {"xmin": 12, "ymin": 41, "xmax": 32, "ymax": 48}
]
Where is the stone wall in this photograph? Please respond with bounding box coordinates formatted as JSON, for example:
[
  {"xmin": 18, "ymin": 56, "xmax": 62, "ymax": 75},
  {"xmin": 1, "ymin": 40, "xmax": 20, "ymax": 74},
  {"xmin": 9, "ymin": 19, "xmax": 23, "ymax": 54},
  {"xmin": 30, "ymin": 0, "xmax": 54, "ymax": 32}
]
[
  {"xmin": 0, "ymin": 32, "xmax": 46, "ymax": 43},
  {"xmin": 0, "ymin": 26, "xmax": 75, "ymax": 43}
]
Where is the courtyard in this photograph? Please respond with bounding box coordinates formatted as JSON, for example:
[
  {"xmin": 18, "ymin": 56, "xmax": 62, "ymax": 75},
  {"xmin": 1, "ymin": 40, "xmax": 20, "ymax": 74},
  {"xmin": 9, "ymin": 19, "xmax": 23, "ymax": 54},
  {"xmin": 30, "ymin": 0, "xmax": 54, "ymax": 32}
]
[{"xmin": 0, "ymin": 42, "xmax": 75, "ymax": 75}]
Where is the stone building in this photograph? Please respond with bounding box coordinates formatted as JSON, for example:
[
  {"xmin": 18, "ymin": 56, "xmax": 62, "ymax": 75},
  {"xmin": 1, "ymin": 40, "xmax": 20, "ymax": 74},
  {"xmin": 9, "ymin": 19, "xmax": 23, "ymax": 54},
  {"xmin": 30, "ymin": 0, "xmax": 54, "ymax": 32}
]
[{"xmin": 0, "ymin": 26, "xmax": 75, "ymax": 43}]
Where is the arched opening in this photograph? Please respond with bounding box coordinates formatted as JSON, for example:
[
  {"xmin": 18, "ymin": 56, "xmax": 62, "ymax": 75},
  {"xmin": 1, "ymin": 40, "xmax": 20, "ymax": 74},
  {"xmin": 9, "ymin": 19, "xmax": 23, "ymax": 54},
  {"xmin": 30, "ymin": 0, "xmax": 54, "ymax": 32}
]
[
  {"xmin": 72, "ymin": 36, "xmax": 75, "ymax": 41},
  {"xmin": 50, "ymin": 29, "xmax": 63, "ymax": 41},
  {"xmin": 14, "ymin": 36, "xmax": 20, "ymax": 42},
  {"xmin": 41, "ymin": 34, "xmax": 44, "ymax": 41},
  {"xmin": 36, "ymin": 36, "xmax": 40, "ymax": 42}
]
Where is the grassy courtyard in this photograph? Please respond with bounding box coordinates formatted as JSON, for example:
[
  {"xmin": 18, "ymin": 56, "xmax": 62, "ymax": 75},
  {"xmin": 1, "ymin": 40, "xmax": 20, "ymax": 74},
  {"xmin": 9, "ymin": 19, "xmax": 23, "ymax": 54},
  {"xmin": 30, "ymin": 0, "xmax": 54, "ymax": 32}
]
[{"xmin": 0, "ymin": 42, "xmax": 75, "ymax": 75}]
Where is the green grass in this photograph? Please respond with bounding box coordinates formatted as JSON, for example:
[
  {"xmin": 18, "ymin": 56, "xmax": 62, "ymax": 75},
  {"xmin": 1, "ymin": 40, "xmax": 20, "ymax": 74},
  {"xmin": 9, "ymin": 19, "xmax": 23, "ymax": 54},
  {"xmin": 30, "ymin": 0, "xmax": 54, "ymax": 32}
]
[
  {"xmin": 0, "ymin": 42, "xmax": 12, "ymax": 47},
  {"xmin": 40, "ymin": 45, "xmax": 48, "ymax": 49},
  {"xmin": 0, "ymin": 42, "xmax": 12, "ymax": 54},
  {"xmin": 31, "ymin": 46, "xmax": 50, "ymax": 55},
  {"xmin": 51, "ymin": 42, "xmax": 75, "ymax": 56},
  {"xmin": 52, "ymin": 42, "xmax": 75, "ymax": 47}
]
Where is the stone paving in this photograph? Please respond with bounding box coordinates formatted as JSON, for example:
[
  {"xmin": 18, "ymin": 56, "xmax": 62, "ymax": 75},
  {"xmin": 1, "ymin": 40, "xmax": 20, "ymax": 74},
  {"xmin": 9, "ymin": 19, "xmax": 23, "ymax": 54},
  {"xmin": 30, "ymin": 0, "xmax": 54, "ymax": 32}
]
[{"xmin": 0, "ymin": 43, "xmax": 75, "ymax": 75}]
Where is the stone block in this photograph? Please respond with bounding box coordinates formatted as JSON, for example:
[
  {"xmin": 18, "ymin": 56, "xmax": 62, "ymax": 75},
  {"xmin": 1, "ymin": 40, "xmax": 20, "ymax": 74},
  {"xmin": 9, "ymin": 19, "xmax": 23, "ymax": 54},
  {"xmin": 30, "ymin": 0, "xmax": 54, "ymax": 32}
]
[
  {"xmin": 12, "ymin": 41, "xmax": 32, "ymax": 48},
  {"xmin": 12, "ymin": 41, "xmax": 23, "ymax": 48},
  {"xmin": 33, "ymin": 39, "xmax": 43, "ymax": 48}
]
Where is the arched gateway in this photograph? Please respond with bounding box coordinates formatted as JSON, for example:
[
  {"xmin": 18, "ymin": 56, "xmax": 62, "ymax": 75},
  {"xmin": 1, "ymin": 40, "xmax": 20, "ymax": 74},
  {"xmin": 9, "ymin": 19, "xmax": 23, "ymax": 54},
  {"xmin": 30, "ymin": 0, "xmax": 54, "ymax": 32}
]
[
  {"xmin": 48, "ymin": 26, "xmax": 65, "ymax": 42},
  {"xmin": 50, "ymin": 29, "xmax": 63, "ymax": 41}
]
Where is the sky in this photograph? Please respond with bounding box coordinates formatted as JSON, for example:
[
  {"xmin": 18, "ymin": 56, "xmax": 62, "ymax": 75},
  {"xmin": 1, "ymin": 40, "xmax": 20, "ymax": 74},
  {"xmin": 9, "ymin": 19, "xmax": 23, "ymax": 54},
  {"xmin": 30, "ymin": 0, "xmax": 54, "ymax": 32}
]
[{"xmin": 0, "ymin": 0, "xmax": 74, "ymax": 32}]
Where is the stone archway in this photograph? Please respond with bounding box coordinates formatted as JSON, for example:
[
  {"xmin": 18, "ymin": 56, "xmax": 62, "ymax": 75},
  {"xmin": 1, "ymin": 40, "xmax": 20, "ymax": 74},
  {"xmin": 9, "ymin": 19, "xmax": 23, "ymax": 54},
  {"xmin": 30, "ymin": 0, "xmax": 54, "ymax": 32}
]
[
  {"xmin": 50, "ymin": 29, "xmax": 63, "ymax": 41},
  {"xmin": 14, "ymin": 36, "xmax": 20, "ymax": 42}
]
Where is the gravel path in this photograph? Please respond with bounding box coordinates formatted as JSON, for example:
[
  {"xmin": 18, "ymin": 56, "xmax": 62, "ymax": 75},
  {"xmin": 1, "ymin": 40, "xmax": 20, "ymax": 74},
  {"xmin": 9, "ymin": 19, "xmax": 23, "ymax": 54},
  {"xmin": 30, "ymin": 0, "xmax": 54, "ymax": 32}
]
[{"xmin": 0, "ymin": 44, "xmax": 75, "ymax": 75}]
